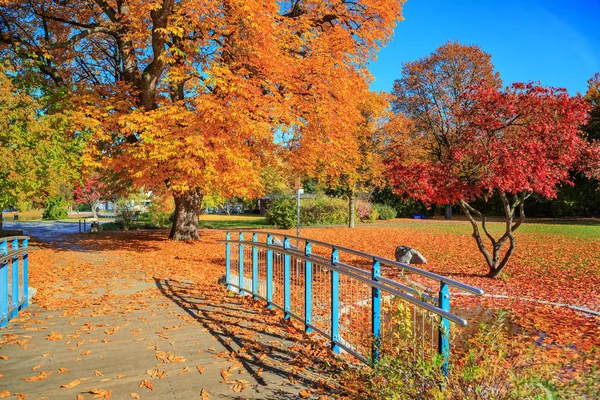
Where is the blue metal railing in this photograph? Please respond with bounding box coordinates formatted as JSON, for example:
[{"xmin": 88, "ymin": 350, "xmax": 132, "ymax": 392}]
[
  {"xmin": 1, "ymin": 236, "xmax": 30, "ymax": 328},
  {"xmin": 223, "ymin": 231, "xmax": 483, "ymax": 367}
]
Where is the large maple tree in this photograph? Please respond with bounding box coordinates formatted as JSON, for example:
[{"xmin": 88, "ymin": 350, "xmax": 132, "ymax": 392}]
[
  {"xmin": 0, "ymin": 0, "xmax": 404, "ymax": 240},
  {"xmin": 387, "ymin": 82, "xmax": 592, "ymax": 278}
]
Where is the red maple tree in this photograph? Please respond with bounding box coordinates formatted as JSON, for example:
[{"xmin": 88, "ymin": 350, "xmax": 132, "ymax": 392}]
[
  {"xmin": 387, "ymin": 83, "xmax": 593, "ymax": 278},
  {"xmin": 73, "ymin": 175, "xmax": 105, "ymax": 220}
]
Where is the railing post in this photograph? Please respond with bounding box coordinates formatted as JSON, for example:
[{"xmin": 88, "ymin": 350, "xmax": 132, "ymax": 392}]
[
  {"xmin": 372, "ymin": 259, "xmax": 381, "ymax": 363},
  {"xmin": 238, "ymin": 232, "xmax": 244, "ymax": 295},
  {"xmin": 10, "ymin": 238, "xmax": 18, "ymax": 319},
  {"xmin": 283, "ymin": 237, "xmax": 291, "ymax": 320},
  {"xmin": 305, "ymin": 241, "xmax": 312, "ymax": 333},
  {"xmin": 225, "ymin": 232, "xmax": 231, "ymax": 290},
  {"xmin": 252, "ymin": 233, "xmax": 259, "ymax": 300},
  {"xmin": 331, "ymin": 248, "xmax": 340, "ymax": 353},
  {"xmin": 438, "ymin": 281, "xmax": 450, "ymax": 377},
  {"xmin": 21, "ymin": 238, "xmax": 28, "ymax": 309},
  {"xmin": 0, "ymin": 239, "xmax": 8, "ymax": 327},
  {"xmin": 266, "ymin": 235, "xmax": 273, "ymax": 309}
]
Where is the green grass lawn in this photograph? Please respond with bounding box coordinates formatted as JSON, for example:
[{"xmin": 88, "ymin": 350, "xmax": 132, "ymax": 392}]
[
  {"xmin": 198, "ymin": 214, "xmax": 271, "ymax": 229},
  {"xmin": 412, "ymin": 218, "xmax": 600, "ymax": 239}
]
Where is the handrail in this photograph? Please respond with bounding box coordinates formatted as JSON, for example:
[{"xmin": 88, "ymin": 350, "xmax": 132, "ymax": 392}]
[
  {"xmin": 1, "ymin": 236, "xmax": 30, "ymax": 328},
  {"xmin": 224, "ymin": 239, "xmax": 468, "ymax": 325},
  {"xmin": 219, "ymin": 231, "xmax": 484, "ymax": 295},
  {"xmin": 223, "ymin": 231, "xmax": 484, "ymax": 372}
]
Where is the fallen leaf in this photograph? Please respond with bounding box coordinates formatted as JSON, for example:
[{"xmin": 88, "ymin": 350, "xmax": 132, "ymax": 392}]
[
  {"xmin": 47, "ymin": 331, "xmax": 63, "ymax": 341},
  {"xmin": 31, "ymin": 364, "xmax": 42, "ymax": 370},
  {"xmin": 60, "ymin": 378, "xmax": 87, "ymax": 388},
  {"xmin": 220, "ymin": 369, "xmax": 230, "ymax": 382},
  {"xmin": 179, "ymin": 366, "xmax": 189, "ymax": 374},
  {"xmin": 196, "ymin": 365, "xmax": 205, "ymax": 374},
  {"xmin": 0, "ymin": 391, "xmax": 10, "ymax": 398},
  {"xmin": 22, "ymin": 371, "xmax": 52, "ymax": 382},
  {"xmin": 200, "ymin": 388, "xmax": 209, "ymax": 399},
  {"xmin": 0, "ymin": 356, "xmax": 7, "ymax": 360},
  {"xmin": 300, "ymin": 389, "xmax": 311, "ymax": 398},
  {"xmin": 58, "ymin": 367, "xmax": 70, "ymax": 374},
  {"xmin": 140, "ymin": 379, "xmax": 154, "ymax": 390},
  {"xmin": 86, "ymin": 389, "xmax": 112, "ymax": 399},
  {"xmin": 95, "ymin": 370, "xmax": 104, "ymax": 377},
  {"xmin": 130, "ymin": 394, "xmax": 140, "ymax": 399}
]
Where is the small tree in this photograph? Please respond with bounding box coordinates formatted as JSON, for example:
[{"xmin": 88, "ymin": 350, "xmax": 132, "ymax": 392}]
[
  {"xmin": 73, "ymin": 175, "xmax": 105, "ymax": 220},
  {"xmin": 387, "ymin": 83, "xmax": 593, "ymax": 278}
]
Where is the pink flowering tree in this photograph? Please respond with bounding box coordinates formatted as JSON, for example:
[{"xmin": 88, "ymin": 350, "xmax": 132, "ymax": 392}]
[{"xmin": 73, "ymin": 175, "xmax": 105, "ymax": 220}]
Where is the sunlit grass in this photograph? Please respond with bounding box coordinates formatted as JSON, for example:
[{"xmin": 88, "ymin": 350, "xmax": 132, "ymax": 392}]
[
  {"xmin": 198, "ymin": 214, "xmax": 271, "ymax": 229},
  {"xmin": 406, "ymin": 219, "xmax": 600, "ymax": 239}
]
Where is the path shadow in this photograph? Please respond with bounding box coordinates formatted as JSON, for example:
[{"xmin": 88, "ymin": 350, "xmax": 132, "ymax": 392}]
[
  {"xmin": 49, "ymin": 231, "xmax": 167, "ymax": 253},
  {"xmin": 153, "ymin": 277, "xmax": 340, "ymax": 398}
]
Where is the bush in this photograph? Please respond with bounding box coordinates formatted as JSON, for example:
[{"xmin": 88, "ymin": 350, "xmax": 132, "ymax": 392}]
[
  {"xmin": 42, "ymin": 196, "xmax": 68, "ymax": 220},
  {"xmin": 266, "ymin": 196, "xmax": 296, "ymax": 229},
  {"xmin": 115, "ymin": 199, "xmax": 136, "ymax": 230},
  {"xmin": 343, "ymin": 310, "xmax": 599, "ymax": 399},
  {"xmin": 356, "ymin": 201, "xmax": 377, "ymax": 223},
  {"xmin": 373, "ymin": 204, "xmax": 397, "ymax": 220},
  {"xmin": 301, "ymin": 196, "xmax": 348, "ymax": 225},
  {"xmin": 147, "ymin": 202, "xmax": 172, "ymax": 228}
]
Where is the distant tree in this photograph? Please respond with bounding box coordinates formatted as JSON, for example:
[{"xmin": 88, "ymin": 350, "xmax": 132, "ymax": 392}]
[
  {"xmin": 392, "ymin": 41, "xmax": 502, "ymax": 219},
  {"xmin": 73, "ymin": 175, "xmax": 105, "ymax": 220},
  {"xmin": 301, "ymin": 91, "xmax": 390, "ymax": 228},
  {"xmin": 387, "ymin": 83, "xmax": 593, "ymax": 278},
  {"xmin": 0, "ymin": 65, "xmax": 79, "ymax": 229}
]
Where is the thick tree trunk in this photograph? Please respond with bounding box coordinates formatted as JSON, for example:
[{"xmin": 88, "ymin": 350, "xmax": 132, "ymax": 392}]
[
  {"xmin": 169, "ymin": 189, "xmax": 203, "ymax": 241},
  {"xmin": 348, "ymin": 194, "xmax": 355, "ymax": 228}
]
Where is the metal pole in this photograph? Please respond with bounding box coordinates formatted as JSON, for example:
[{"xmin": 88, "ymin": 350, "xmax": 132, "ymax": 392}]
[
  {"xmin": 266, "ymin": 235, "xmax": 273, "ymax": 308},
  {"xmin": 239, "ymin": 232, "xmax": 244, "ymax": 294},
  {"xmin": 331, "ymin": 248, "xmax": 340, "ymax": 353},
  {"xmin": 252, "ymin": 233, "xmax": 258, "ymax": 300},
  {"xmin": 225, "ymin": 232, "xmax": 231, "ymax": 290},
  {"xmin": 372, "ymin": 259, "xmax": 381, "ymax": 363},
  {"xmin": 305, "ymin": 242, "xmax": 312, "ymax": 333},
  {"xmin": 283, "ymin": 237, "xmax": 291, "ymax": 320},
  {"xmin": 438, "ymin": 281, "xmax": 451, "ymax": 377},
  {"xmin": 296, "ymin": 176, "xmax": 302, "ymax": 242}
]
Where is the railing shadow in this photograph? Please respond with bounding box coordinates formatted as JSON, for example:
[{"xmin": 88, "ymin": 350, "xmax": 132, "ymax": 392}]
[{"xmin": 153, "ymin": 277, "xmax": 339, "ymax": 398}]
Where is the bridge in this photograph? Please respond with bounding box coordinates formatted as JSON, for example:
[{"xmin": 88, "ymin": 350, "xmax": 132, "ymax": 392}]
[{"xmin": 0, "ymin": 228, "xmax": 482, "ymax": 398}]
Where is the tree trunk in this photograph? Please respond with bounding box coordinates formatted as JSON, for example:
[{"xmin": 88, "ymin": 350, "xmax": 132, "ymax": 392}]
[
  {"xmin": 169, "ymin": 189, "xmax": 203, "ymax": 241},
  {"xmin": 91, "ymin": 202, "xmax": 99, "ymax": 220},
  {"xmin": 444, "ymin": 204, "xmax": 453, "ymax": 220},
  {"xmin": 348, "ymin": 194, "xmax": 355, "ymax": 228},
  {"xmin": 459, "ymin": 193, "xmax": 527, "ymax": 279}
]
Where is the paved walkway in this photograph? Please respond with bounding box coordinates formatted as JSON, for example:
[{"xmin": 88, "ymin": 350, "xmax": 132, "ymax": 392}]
[{"xmin": 0, "ymin": 230, "xmax": 341, "ymax": 399}]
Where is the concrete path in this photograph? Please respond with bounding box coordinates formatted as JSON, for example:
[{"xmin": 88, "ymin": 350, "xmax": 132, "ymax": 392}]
[{"xmin": 0, "ymin": 231, "xmax": 342, "ymax": 399}]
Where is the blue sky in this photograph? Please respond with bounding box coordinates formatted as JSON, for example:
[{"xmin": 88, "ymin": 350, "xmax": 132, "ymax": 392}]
[{"xmin": 369, "ymin": 0, "xmax": 600, "ymax": 95}]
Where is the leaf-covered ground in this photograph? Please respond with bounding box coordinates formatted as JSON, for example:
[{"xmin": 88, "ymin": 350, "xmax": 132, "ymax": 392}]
[
  {"xmin": 1, "ymin": 220, "xmax": 598, "ymax": 398},
  {"xmin": 290, "ymin": 221, "xmax": 600, "ymax": 352},
  {"xmin": 0, "ymin": 231, "xmax": 344, "ymax": 399}
]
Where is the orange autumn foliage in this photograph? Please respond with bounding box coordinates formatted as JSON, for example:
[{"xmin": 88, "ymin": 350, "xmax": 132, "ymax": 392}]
[{"xmin": 0, "ymin": 0, "xmax": 405, "ymax": 239}]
